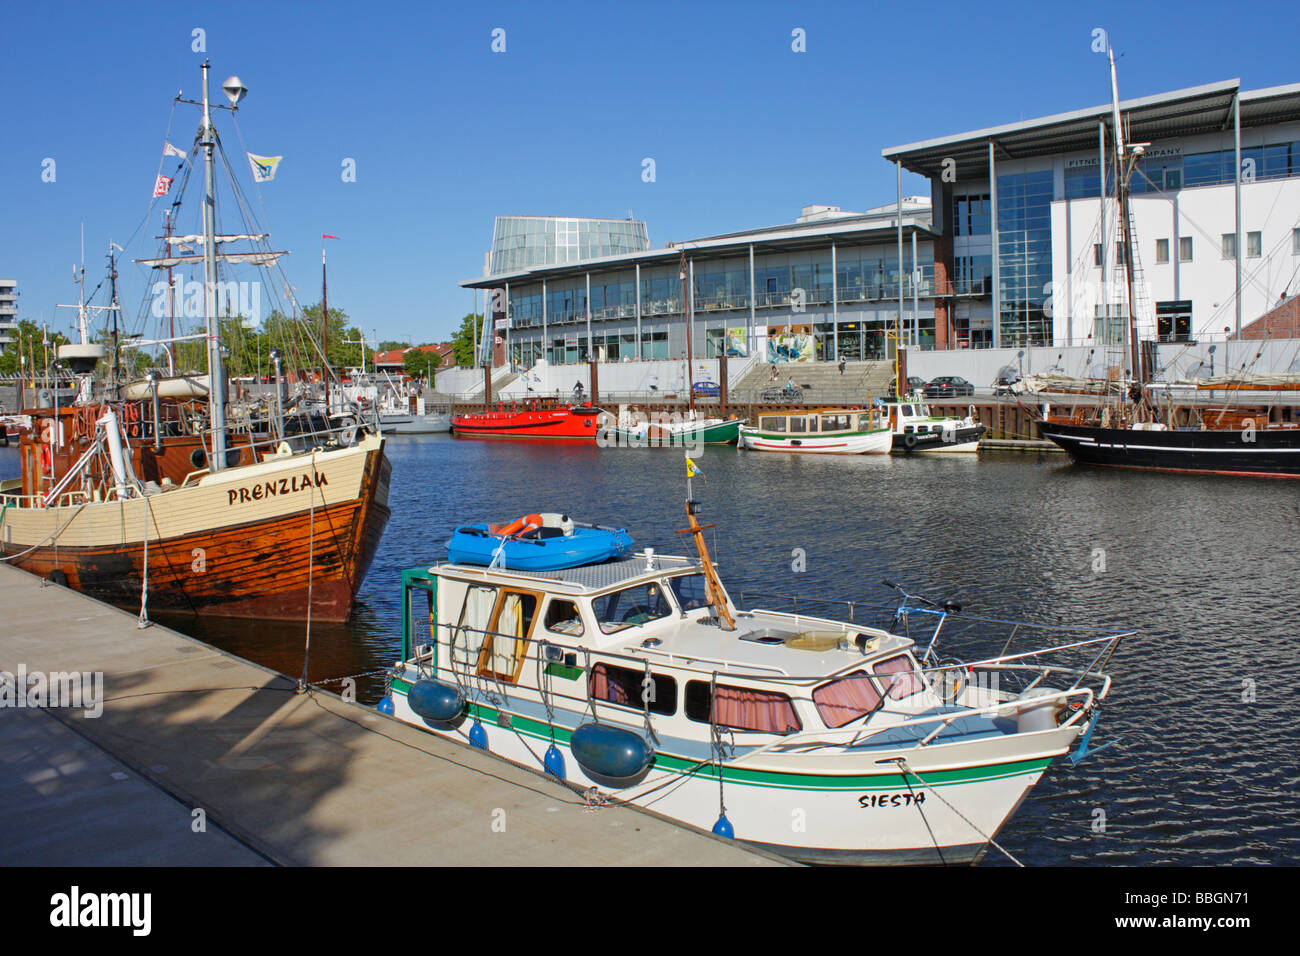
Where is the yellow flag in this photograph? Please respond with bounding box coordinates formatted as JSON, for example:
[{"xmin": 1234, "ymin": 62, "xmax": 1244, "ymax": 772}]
[{"xmin": 686, "ymin": 457, "xmax": 703, "ymax": 478}]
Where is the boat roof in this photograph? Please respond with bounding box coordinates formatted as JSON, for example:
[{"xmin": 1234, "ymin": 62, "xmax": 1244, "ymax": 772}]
[{"xmin": 432, "ymin": 552, "xmax": 701, "ymax": 594}]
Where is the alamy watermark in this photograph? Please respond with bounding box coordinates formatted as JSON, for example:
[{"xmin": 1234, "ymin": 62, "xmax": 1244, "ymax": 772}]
[
  {"xmin": 1, "ymin": 665, "xmax": 104, "ymax": 718},
  {"xmin": 150, "ymin": 277, "xmax": 262, "ymax": 326}
]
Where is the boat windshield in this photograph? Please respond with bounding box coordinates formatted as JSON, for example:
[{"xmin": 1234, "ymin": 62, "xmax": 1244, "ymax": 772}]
[
  {"xmin": 669, "ymin": 573, "xmax": 711, "ymax": 611},
  {"xmin": 592, "ymin": 582, "xmax": 672, "ymax": 633}
]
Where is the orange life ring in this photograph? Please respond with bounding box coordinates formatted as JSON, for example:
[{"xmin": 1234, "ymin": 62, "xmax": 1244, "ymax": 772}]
[
  {"xmin": 491, "ymin": 513, "xmax": 544, "ymax": 537},
  {"xmin": 40, "ymin": 443, "xmax": 53, "ymax": 476}
]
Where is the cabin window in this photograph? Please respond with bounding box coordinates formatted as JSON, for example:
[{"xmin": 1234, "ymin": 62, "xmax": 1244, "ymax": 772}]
[
  {"xmin": 592, "ymin": 582, "xmax": 671, "ymax": 633},
  {"xmin": 669, "ymin": 574, "xmax": 711, "ymax": 611},
  {"xmin": 543, "ymin": 598, "xmax": 584, "ymax": 636},
  {"xmin": 813, "ymin": 671, "xmax": 883, "ymax": 728},
  {"xmin": 589, "ymin": 663, "xmax": 678, "ymax": 716},
  {"xmin": 477, "ymin": 590, "xmax": 539, "ymax": 683},
  {"xmin": 451, "ymin": 585, "xmax": 497, "ymax": 668},
  {"xmin": 789, "ymin": 416, "xmax": 809, "ymax": 433},
  {"xmin": 685, "ymin": 681, "xmax": 801, "ymax": 733},
  {"xmin": 873, "ymin": 655, "xmax": 925, "ymax": 700},
  {"xmin": 763, "ymin": 416, "xmax": 788, "ymax": 433},
  {"xmin": 820, "ymin": 414, "xmax": 849, "ymax": 431}
]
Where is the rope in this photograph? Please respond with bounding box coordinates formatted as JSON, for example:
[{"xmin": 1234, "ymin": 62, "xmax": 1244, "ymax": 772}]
[
  {"xmin": 710, "ymin": 672, "xmax": 727, "ymax": 821},
  {"xmin": 137, "ymin": 495, "xmax": 153, "ymax": 629},
  {"xmin": 892, "ymin": 758, "xmax": 1024, "ymax": 867}
]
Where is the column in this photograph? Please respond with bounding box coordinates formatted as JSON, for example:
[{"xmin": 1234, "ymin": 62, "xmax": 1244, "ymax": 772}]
[
  {"xmin": 635, "ymin": 262, "xmax": 642, "ymax": 360},
  {"xmin": 831, "ymin": 242, "xmax": 838, "ymax": 360},
  {"xmin": 989, "ymin": 141, "xmax": 1001, "ymax": 347}
]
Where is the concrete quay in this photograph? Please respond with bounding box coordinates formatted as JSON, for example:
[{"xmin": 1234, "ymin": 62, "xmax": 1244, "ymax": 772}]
[{"xmin": 0, "ymin": 563, "xmax": 785, "ymax": 867}]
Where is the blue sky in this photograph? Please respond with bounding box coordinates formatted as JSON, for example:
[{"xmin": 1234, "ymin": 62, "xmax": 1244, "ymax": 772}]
[{"xmin": 2, "ymin": 0, "xmax": 1296, "ymax": 347}]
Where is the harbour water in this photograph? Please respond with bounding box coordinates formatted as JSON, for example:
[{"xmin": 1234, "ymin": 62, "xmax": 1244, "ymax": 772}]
[{"xmin": 4, "ymin": 438, "xmax": 1297, "ymax": 866}]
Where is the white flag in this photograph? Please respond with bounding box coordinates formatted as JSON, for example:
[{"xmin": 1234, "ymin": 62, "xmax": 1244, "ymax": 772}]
[
  {"xmin": 163, "ymin": 141, "xmax": 188, "ymax": 161},
  {"xmin": 247, "ymin": 152, "xmax": 282, "ymax": 182}
]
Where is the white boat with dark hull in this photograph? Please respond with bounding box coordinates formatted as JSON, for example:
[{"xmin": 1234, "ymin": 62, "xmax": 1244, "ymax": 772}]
[
  {"xmin": 882, "ymin": 399, "xmax": 986, "ymax": 453},
  {"xmin": 379, "ymin": 488, "xmax": 1125, "ymax": 865}
]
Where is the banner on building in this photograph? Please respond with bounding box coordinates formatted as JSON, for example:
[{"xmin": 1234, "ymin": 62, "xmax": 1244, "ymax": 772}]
[
  {"xmin": 725, "ymin": 327, "xmax": 748, "ymax": 357},
  {"xmin": 766, "ymin": 325, "xmax": 813, "ymax": 363}
]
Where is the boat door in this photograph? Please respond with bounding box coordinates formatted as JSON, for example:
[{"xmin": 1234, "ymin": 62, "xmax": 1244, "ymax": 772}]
[{"xmin": 476, "ymin": 588, "xmax": 544, "ymax": 684}]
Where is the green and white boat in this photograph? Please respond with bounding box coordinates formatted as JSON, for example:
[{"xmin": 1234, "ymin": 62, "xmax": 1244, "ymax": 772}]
[
  {"xmin": 606, "ymin": 411, "xmax": 745, "ymax": 447},
  {"xmin": 738, "ymin": 407, "xmax": 892, "ymax": 454},
  {"xmin": 378, "ymin": 490, "xmax": 1125, "ymax": 865}
]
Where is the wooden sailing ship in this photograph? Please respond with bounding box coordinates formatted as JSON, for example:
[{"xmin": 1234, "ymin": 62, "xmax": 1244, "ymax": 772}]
[
  {"xmin": 1037, "ymin": 51, "xmax": 1300, "ymax": 478},
  {"xmin": 0, "ymin": 61, "xmax": 391, "ymax": 620}
]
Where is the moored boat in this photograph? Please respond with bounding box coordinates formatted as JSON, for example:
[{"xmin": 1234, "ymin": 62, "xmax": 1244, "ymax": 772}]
[
  {"xmin": 446, "ymin": 513, "xmax": 634, "ymax": 570},
  {"xmin": 738, "ymin": 407, "xmax": 891, "ymax": 454},
  {"xmin": 452, "ymin": 401, "xmax": 604, "ymax": 440},
  {"xmin": 607, "ymin": 412, "xmax": 745, "ymax": 447},
  {"xmin": 378, "ymin": 486, "xmax": 1126, "ymax": 865},
  {"xmin": 881, "ymin": 399, "xmax": 986, "ymax": 453}
]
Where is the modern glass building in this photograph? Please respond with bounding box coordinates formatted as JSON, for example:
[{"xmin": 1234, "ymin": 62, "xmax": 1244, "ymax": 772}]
[
  {"xmin": 464, "ymin": 203, "xmax": 941, "ymax": 368},
  {"xmin": 487, "ymin": 216, "xmax": 649, "ymax": 276},
  {"xmin": 884, "ymin": 78, "xmax": 1300, "ymax": 350}
]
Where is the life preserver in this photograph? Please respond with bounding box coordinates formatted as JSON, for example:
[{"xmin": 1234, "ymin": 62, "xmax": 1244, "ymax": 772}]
[
  {"xmin": 123, "ymin": 402, "xmax": 143, "ymax": 440},
  {"xmin": 902, "ymin": 433, "xmax": 919, "ymax": 450},
  {"xmin": 490, "ymin": 513, "xmax": 544, "ymax": 537},
  {"xmin": 40, "ymin": 443, "xmax": 53, "ymax": 475}
]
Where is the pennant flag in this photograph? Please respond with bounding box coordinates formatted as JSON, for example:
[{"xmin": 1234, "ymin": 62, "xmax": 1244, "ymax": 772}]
[
  {"xmin": 686, "ymin": 457, "xmax": 704, "ymax": 479},
  {"xmin": 163, "ymin": 141, "xmax": 188, "ymax": 161},
  {"xmin": 247, "ymin": 152, "xmax": 282, "ymax": 182},
  {"xmin": 152, "ymin": 174, "xmax": 173, "ymax": 198},
  {"xmin": 322, "ymin": 234, "xmax": 340, "ymax": 240}
]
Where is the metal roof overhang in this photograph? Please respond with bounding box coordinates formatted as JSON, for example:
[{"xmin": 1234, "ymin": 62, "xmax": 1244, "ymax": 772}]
[
  {"xmin": 460, "ymin": 218, "xmax": 936, "ymax": 288},
  {"xmin": 883, "ymin": 79, "xmax": 1243, "ymax": 180}
]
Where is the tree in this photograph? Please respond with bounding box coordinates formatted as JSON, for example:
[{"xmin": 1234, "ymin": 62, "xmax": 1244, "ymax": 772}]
[
  {"xmin": 402, "ymin": 346, "xmax": 438, "ymax": 380},
  {"xmin": 0, "ymin": 320, "xmax": 71, "ymax": 377},
  {"xmin": 450, "ymin": 313, "xmax": 484, "ymax": 368}
]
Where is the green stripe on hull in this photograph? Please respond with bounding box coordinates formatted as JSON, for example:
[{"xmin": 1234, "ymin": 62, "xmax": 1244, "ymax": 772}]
[{"xmin": 392, "ymin": 681, "xmax": 1054, "ymax": 791}]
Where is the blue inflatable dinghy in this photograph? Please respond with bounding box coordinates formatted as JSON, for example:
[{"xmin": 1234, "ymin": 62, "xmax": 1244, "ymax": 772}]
[{"xmin": 447, "ymin": 513, "xmax": 634, "ymax": 571}]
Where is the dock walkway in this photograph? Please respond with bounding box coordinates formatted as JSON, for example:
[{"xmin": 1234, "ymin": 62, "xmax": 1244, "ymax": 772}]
[{"xmin": 0, "ymin": 564, "xmax": 783, "ymax": 866}]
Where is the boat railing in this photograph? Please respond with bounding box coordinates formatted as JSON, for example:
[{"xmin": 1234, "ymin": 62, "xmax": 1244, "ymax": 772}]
[{"xmin": 403, "ymin": 609, "xmax": 1125, "ymax": 748}]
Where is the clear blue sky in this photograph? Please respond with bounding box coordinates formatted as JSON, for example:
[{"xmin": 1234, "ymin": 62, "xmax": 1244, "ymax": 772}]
[{"xmin": 2, "ymin": 0, "xmax": 1295, "ymax": 347}]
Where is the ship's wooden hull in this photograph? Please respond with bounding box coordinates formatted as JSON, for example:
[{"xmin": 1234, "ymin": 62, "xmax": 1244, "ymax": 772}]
[{"xmin": 0, "ymin": 436, "xmax": 391, "ymax": 621}]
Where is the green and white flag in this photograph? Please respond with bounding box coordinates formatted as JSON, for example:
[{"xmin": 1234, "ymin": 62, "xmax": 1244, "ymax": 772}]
[{"xmin": 247, "ymin": 152, "xmax": 282, "ymax": 182}]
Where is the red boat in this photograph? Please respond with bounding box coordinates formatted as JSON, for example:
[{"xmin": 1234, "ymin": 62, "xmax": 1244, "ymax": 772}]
[{"xmin": 451, "ymin": 401, "xmax": 605, "ymax": 439}]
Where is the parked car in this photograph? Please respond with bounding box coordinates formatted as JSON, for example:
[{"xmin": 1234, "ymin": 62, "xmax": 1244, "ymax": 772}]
[
  {"xmin": 888, "ymin": 376, "xmax": 927, "ymax": 396},
  {"xmin": 923, "ymin": 376, "xmax": 975, "ymax": 398},
  {"xmin": 692, "ymin": 380, "xmax": 721, "ymax": 397}
]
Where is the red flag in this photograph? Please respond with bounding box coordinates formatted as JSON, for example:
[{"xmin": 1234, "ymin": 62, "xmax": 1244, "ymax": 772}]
[
  {"xmin": 152, "ymin": 174, "xmax": 173, "ymax": 198},
  {"xmin": 322, "ymin": 234, "xmax": 340, "ymax": 240}
]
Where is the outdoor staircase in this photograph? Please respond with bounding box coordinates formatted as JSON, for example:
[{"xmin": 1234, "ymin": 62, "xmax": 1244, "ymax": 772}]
[{"xmin": 732, "ymin": 359, "xmax": 894, "ymax": 405}]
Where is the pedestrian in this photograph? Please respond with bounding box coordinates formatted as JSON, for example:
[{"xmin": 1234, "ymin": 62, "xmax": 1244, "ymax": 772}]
[
  {"xmin": 838, "ymin": 355, "xmax": 846, "ymax": 375},
  {"xmin": 769, "ymin": 363, "xmax": 778, "ymax": 382}
]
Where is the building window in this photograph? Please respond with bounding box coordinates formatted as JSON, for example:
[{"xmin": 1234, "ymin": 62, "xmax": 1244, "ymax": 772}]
[
  {"xmin": 1221, "ymin": 234, "xmax": 1237, "ymax": 259},
  {"xmin": 1294, "ymin": 228, "xmax": 1300, "ymax": 255},
  {"xmin": 1093, "ymin": 244, "xmax": 1103, "ymax": 267},
  {"xmin": 1155, "ymin": 239, "xmax": 1169, "ymax": 264},
  {"xmin": 1247, "ymin": 231, "xmax": 1262, "ymax": 258},
  {"xmin": 1180, "ymin": 237, "xmax": 1193, "ymax": 261}
]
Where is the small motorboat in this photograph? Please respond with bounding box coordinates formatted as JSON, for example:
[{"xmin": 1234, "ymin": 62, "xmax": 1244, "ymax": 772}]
[{"xmin": 447, "ymin": 513, "xmax": 634, "ymax": 570}]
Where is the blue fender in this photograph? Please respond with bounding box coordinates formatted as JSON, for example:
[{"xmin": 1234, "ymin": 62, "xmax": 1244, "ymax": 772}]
[
  {"xmin": 571, "ymin": 722, "xmax": 654, "ymax": 780},
  {"xmin": 407, "ymin": 679, "xmax": 465, "ymax": 723}
]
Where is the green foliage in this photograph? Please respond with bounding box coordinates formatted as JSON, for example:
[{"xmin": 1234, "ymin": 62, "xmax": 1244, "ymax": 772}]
[
  {"xmin": 402, "ymin": 347, "xmax": 437, "ymax": 379},
  {"xmin": 450, "ymin": 313, "xmax": 484, "ymax": 368},
  {"xmin": 0, "ymin": 320, "xmax": 71, "ymax": 377}
]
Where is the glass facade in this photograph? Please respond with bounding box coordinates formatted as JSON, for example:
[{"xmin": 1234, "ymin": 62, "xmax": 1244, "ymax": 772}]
[
  {"xmin": 489, "ymin": 217, "xmax": 650, "ymax": 275},
  {"xmin": 997, "ymin": 170, "xmax": 1054, "ymax": 346},
  {"xmin": 496, "ymin": 240, "xmax": 938, "ymax": 366}
]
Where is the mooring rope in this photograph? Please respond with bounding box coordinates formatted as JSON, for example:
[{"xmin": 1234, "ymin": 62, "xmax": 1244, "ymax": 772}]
[
  {"xmin": 893, "ymin": 757, "xmax": 1024, "ymax": 867},
  {"xmin": 137, "ymin": 494, "xmax": 153, "ymax": 629}
]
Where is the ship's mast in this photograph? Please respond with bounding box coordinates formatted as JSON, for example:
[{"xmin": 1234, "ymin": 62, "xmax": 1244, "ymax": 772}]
[
  {"xmin": 1109, "ymin": 48, "xmax": 1143, "ymax": 384},
  {"xmin": 199, "ymin": 60, "xmax": 229, "ymax": 471}
]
